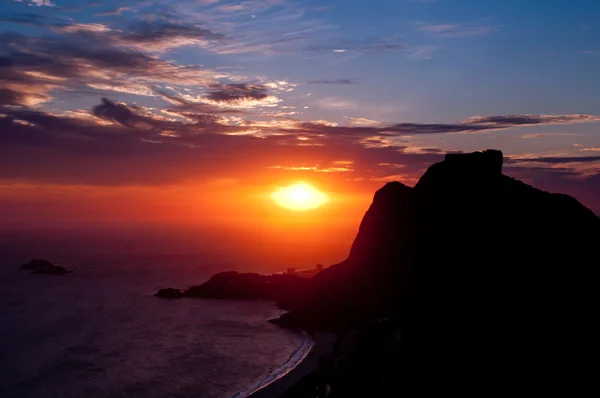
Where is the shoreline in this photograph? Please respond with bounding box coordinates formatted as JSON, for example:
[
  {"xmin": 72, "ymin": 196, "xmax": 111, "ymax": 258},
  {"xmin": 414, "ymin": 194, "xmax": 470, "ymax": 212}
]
[{"xmin": 233, "ymin": 331, "xmax": 335, "ymax": 398}]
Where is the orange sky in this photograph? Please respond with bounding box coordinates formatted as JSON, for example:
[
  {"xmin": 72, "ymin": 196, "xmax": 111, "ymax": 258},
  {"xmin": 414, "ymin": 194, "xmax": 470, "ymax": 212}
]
[{"xmin": 0, "ymin": 177, "xmax": 377, "ymax": 269}]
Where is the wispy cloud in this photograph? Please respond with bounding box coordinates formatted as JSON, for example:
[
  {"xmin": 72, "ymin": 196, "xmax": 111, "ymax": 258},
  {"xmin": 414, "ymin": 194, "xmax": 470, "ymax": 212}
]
[
  {"xmin": 407, "ymin": 45, "xmax": 439, "ymax": 60},
  {"xmin": 58, "ymin": 23, "xmax": 113, "ymax": 33},
  {"xmin": 416, "ymin": 22, "xmax": 498, "ymax": 37},
  {"xmin": 306, "ymin": 79, "xmax": 357, "ymax": 85},
  {"xmin": 13, "ymin": 0, "xmax": 56, "ymax": 7},
  {"xmin": 509, "ymin": 155, "xmax": 600, "ymax": 164},
  {"xmin": 315, "ymin": 97, "xmax": 358, "ymax": 110},
  {"xmin": 344, "ymin": 117, "xmax": 381, "ymax": 126},
  {"xmin": 0, "ymin": 28, "xmax": 283, "ymax": 108}
]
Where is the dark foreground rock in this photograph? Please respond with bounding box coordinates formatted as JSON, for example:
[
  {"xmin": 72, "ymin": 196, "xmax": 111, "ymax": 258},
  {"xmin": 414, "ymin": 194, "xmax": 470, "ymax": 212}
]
[
  {"xmin": 155, "ymin": 288, "xmax": 183, "ymax": 299},
  {"xmin": 160, "ymin": 150, "xmax": 599, "ymax": 395},
  {"xmin": 20, "ymin": 259, "xmax": 71, "ymax": 275},
  {"xmin": 184, "ymin": 271, "xmax": 310, "ymax": 309}
]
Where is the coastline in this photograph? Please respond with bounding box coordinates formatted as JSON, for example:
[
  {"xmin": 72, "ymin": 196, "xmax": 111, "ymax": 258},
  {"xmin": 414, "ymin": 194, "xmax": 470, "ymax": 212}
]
[{"xmin": 233, "ymin": 331, "xmax": 335, "ymax": 398}]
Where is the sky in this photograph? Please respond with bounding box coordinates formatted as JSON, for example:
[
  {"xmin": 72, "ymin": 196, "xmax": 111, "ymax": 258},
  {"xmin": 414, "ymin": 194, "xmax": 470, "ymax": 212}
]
[{"xmin": 1, "ymin": 0, "xmax": 599, "ymax": 265}]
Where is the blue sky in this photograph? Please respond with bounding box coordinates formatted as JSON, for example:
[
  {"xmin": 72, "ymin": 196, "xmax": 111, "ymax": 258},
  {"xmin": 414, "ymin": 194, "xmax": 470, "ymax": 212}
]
[{"xmin": 1, "ymin": 0, "xmax": 600, "ymax": 215}]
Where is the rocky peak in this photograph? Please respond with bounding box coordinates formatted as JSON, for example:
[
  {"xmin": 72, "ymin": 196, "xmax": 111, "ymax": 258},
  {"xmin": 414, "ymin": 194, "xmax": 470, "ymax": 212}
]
[
  {"xmin": 444, "ymin": 149, "xmax": 503, "ymax": 175},
  {"xmin": 415, "ymin": 149, "xmax": 504, "ymax": 192},
  {"xmin": 347, "ymin": 181, "xmax": 413, "ymax": 265}
]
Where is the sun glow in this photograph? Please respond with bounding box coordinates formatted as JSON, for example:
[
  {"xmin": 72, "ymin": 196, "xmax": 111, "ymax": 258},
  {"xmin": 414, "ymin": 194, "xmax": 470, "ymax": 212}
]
[{"xmin": 271, "ymin": 183, "xmax": 329, "ymax": 211}]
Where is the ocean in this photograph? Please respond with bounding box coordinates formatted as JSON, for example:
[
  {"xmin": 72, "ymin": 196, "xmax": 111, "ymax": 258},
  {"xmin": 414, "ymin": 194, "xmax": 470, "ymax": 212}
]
[{"xmin": 0, "ymin": 228, "xmax": 309, "ymax": 398}]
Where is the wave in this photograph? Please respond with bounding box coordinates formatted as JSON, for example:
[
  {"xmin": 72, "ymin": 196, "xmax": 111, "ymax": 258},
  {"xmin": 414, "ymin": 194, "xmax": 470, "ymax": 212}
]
[{"xmin": 231, "ymin": 332, "xmax": 314, "ymax": 398}]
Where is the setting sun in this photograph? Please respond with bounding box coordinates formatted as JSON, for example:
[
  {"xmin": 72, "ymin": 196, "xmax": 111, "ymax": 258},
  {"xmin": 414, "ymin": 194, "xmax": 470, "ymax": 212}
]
[{"xmin": 271, "ymin": 183, "xmax": 329, "ymax": 211}]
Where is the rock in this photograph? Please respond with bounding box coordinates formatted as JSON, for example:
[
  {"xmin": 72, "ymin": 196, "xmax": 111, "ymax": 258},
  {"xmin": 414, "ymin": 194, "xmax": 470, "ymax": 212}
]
[
  {"xmin": 155, "ymin": 288, "xmax": 183, "ymax": 299},
  {"xmin": 20, "ymin": 259, "xmax": 71, "ymax": 275},
  {"xmin": 183, "ymin": 271, "xmax": 309, "ymax": 309},
  {"xmin": 20, "ymin": 258, "xmax": 54, "ymax": 270}
]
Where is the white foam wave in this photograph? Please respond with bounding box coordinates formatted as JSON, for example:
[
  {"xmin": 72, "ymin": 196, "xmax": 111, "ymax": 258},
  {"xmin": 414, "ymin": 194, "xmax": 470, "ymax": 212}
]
[{"xmin": 231, "ymin": 332, "xmax": 314, "ymax": 398}]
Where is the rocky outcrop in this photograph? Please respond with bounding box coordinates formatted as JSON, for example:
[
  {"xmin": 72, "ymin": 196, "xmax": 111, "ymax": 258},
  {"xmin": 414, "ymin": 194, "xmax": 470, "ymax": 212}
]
[
  {"xmin": 183, "ymin": 272, "xmax": 310, "ymax": 309},
  {"xmin": 20, "ymin": 259, "xmax": 71, "ymax": 275},
  {"xmin": 155, "ymin": 288, "xmax": 183, "ymax": 299}
]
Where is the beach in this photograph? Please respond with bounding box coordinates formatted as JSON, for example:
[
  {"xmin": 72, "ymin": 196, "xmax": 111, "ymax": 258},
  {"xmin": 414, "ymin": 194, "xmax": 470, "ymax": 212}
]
[{"xmin": 243, "ymin": 332, "xmax": 336, "ymax": 398}]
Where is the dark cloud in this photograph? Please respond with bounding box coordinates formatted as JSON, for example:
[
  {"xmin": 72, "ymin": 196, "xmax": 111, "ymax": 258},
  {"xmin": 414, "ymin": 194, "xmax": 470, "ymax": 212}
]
[
  {"xmin": 2, "ymin": 100, "xmax": 599, "ymax": 214},
  {"xmin": 465, "ymin": 114, "xmax": 600, "ymax": 126},
  {"xmin": 0, "ymin": 101, "xmax": 440, "ymax": 185},
  {"xmin": 291, "ymin": 114, "xmax": 600, "ymax": 139},
  {"xmin": 123, "ymin": 19, "xmax": 223, "ymax": 41},
  {"xmin": 0, "ymin": 32, "xmax": 219, "ymax": 106},
  {"xmin": 205, "ymin": 83, "xmax": 269, "ymax": 103},
  {"xmin": 2, "ymin": 99, "xmax": 599, "ymax": 185},
  {"xmin": 92, "ymin": 98, "xmax": 157, "ymax": 129},
  {"xmin": 115, "ymin": 18, "xmax": 224, "ymax": 51},
  {"xmin": 1, "ymin": 10, "xmax": 222, "ymax": 53},
  {"xmin": 0, "ymin": 88, "xmax": 39, "ymax": 107},
  {"xmin": 509, "ymin": 156, "xmax": 600, "ymax": 164},
  {"xmin": 155, "ymin": 90, "xmax": 246, "ymax": 115}
]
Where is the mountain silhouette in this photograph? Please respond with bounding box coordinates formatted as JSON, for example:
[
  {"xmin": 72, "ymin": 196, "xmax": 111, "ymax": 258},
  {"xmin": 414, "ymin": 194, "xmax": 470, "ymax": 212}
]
[
  {"xmin": 161, "ymin": 149, "xmax": 599, "ymax": 394},
  {"xmin": 305, "ymin": 149, "xmax": 598, "ymax": 394}
]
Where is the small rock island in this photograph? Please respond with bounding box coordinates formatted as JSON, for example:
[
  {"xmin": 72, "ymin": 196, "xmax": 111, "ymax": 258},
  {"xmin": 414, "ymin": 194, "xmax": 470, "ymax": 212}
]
[{"xmin": 20, "ymin": 259, "xmax": 72, "ymax": 275}]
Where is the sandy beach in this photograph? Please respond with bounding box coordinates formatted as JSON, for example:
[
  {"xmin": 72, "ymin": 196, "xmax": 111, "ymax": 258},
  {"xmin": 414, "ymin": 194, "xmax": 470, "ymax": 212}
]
[{"xmin": 246, "ymin": 332, "xmax": 336, "ymax": 398}]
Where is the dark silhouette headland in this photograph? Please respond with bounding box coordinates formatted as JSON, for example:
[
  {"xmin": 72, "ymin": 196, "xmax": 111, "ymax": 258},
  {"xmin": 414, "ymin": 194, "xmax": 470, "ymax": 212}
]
[{"xmin": 158, "ymin": 150, "xmax": 599, "ymax": 395}]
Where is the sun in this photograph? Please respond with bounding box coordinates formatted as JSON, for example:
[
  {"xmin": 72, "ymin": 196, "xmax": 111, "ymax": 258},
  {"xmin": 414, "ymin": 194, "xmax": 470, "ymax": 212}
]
[{"xmin": 271, "ymin": 182, "xmax": 329, "ymax": 211}]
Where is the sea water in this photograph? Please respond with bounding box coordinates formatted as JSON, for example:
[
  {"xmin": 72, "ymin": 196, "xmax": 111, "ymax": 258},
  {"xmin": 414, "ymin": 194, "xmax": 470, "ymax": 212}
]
[{"xmin": 0, "ymin": 229, "xmax": 306, "ymax": 398}]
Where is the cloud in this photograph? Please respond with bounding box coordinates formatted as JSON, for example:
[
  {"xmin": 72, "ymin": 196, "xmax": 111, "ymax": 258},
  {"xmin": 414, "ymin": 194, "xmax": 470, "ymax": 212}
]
[
  {"xmin": 306, "ymin": 79, "xmax": 357, "ymax": 85},
  {"xmin": 463, "ymin": 114, "xmax": 600, "ymax": 127},
  {"xmin": 155, "ymin": 90, "xmax": 248, "ymax": 115},
  {"xmin": 344, "ymin": 117, "xmax": 381, "ymax": 126},
  {"xmin": 95, "ymin": 7, "xmax": 130, "ymax": 17},
  {"xmin": 509, "ymin": 156, "xmax": 600, "ymax": 164},
  {"xmin": 0, "ymin": 101, "xmax": 443, "ymax": 186},
  {"xmin": 407, "ymin": 45, "xmax": 439, "ymax": 60},
  {"xmin": 205, "ymin": 83, "xmax": 269, "ymax": 103},
  {"xmin": 6, "ymin": 0, "xmax": 422, "ymax": 60},
  {"xmin": 13, "ymin": 0, "xmax": 56, "ymax": 7},
  {"xmin": 417, "ymin": 23, "xmax": 498, "ymax": 37},
  {"xmin": 0, "ymin": 32, "xmax": 230, "ymax": 107},
  {"xmin": 2, "ymin": 100, "xmax": 599, "ymax": 213},
  {"xmin": 115, "ymin": 18, "xmax": 224, "ymax": 52},
  {"xmin": 518, "ymin": 133, "xmax": 580, "ymax": 139},
  {"xmin": 4, "ymin": 9, "xmax": 223, "ymax": 54},
  {"xmin": 56, "ymin": 23, "xmax": 113, "ymax": 33},
  {"xmin": 302, "ymin": 37, "xmax": 405, "ymax": 53},
  {"xmin": 92, "ymin": 98, "xmax": 160, "ymax": 129},
  {"xmin": 315, "ymin": 97, "xmax": 358, "ymax": 110},
  {"xmin": 287, "ymin": 113, "xmax": 600, "ymax": 141}
]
